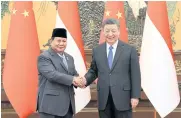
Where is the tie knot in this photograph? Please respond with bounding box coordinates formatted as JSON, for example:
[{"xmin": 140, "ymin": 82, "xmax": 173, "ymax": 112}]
[{"xmin": 109, "ymin": 46, "xmax": 113, "ymax": 50}]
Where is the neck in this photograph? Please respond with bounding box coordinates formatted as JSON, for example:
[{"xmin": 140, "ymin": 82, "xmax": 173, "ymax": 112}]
[
  {"xmin": 107, "ymin": 39, "xmax": 118, "ymax": 46},
  {"xmin": 108, "ymin": 43, "xmax": 114, "ymax": 46}
]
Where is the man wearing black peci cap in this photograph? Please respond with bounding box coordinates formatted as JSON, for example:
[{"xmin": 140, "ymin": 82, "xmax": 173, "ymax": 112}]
[{"xmin": 37, "ymin": 28, "xmax": 83, "ymax": 118}]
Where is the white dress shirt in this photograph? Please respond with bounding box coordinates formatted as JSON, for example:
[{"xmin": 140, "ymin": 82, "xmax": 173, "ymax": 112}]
[{"xmin": 106, "ymin": 40, "xmax": 119, "ymax": 61}]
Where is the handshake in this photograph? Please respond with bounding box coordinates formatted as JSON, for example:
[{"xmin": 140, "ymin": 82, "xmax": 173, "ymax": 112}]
[{"xmin": 72, "ymin": 76, "xmax": 87, "ymax": 88}]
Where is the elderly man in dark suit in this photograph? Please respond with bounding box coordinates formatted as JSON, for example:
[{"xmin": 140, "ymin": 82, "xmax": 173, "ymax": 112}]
[
  {"xmin": 37, "ymin": 28, "xmax": 82, "ymax": 118},
  {"xmin": 79, "ymin": 18, "xmax": 141, "ymax": 118}
]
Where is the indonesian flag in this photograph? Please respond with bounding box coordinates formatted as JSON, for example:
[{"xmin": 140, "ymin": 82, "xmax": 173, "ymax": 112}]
[
  {"xmin": 3, "ymin": 2, "xmax": 40, "ymax": 118},
  {"xmin": 99, "ymin": 1, "xmax": 128, "ymax": 44},
  {"xmin": 56, "ymin": 1, "xmax": 91, "ymax": 113},
  {"xmin": 140, "ymin": 2, "xmax": 180, "ymax": 117}
]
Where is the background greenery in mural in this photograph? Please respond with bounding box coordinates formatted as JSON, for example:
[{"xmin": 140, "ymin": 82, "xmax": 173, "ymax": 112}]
[
  {"xmin": 1, "ymin": 1, "xmax": 10, "ymax": 19},
  {"xmin": 167, "ymin": 1, "xmax": 179, "ymax": 47}
]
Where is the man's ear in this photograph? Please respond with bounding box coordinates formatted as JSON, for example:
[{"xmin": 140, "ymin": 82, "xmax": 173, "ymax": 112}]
[{"xmin": 101, "ymin": 27, "xmax": 104, "ymax": 33}]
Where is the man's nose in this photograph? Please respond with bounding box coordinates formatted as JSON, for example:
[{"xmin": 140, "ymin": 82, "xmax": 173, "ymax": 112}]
[
  {"xmin": 59, "ymin": 41, "xmax": 64, "ymax": 45},
  {"xmin": 108, "ymin": 31, "xmax": 113, "ymax": 36}
]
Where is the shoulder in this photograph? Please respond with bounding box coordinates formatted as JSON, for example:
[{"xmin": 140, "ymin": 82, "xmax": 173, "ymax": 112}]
[
  {"xmin": 92, "ymin": 43, "xmax": 105, "ymax": 53},
  {"xmin": 38, "ymin": 50, "xmax": 51, "ymax": 59},
  {"xmin": 119, "ymin": 40, "xmax": 137, "ymax": 51}
]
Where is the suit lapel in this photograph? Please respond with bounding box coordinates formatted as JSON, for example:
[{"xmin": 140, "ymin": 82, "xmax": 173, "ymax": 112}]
[
  {"xmin": 102, "ymin": 43, "xmax": 110, "ymax": 71},
  {"xmin": 48, "ymin": 48, "xmax": 68, "ymax": 72},
  {"xmin": 59, "ymin": 55, "xmax": 69, "ymax": 72},
  {"xmin": 110, "ymin": 40, "xmax": 124, "ymax": 72}
]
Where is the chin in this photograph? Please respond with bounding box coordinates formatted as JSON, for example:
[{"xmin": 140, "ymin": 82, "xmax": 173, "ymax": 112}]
[
  {"xmin": 54, "ymin": 49, "xmax": 64, "ymax": 53},
  {"xmin": 108, "ymin": 40, "xmax": 114, "ymax": 43},
  {"xmin": 59, "ymin": 49, "xmax": 64, "ymax": 52}
]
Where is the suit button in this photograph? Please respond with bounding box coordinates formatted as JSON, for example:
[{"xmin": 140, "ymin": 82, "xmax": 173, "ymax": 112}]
[{"xmin": 109, "ymin": 73, "xmax": 111, "ymax": 76}]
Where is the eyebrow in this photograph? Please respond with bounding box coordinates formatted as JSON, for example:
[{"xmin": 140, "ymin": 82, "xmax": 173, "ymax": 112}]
[{"xmin": 105, "ymin": 29, "xmax": 116, "ymax": 31}]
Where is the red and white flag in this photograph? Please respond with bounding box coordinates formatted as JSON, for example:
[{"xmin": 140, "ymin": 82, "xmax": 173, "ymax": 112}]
[
  {"xmin": 140, "ymin": 2, "xmax": 180, "ymax": 117},
  {"xmin": 56, "ymin": 1, "xmax": 91, "ymax": 113}
]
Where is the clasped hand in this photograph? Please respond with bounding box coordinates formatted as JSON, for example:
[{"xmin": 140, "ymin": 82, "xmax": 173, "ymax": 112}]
[{"xmin": 73, "ymin": 76, "xmax": 87, "ymax": 88}]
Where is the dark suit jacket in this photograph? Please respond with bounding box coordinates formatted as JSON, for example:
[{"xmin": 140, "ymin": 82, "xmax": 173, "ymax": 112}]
[
  {"xmin": 85, "ymin": 40, "xmax": 141, "ymax": 111},
  {"xmin": 37, "ymin": 48, "xmax": 78, "ymax": 116}
]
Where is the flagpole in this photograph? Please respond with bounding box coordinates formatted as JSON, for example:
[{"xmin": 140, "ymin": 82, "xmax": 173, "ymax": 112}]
[{"xmin": 154, "ymin": 110, "xmax": 157, "ymax": 118}]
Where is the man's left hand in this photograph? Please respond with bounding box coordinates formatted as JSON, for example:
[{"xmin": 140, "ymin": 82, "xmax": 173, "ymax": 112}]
[{"xmin": 131, "ymin": 98, "xmax": 139, "ymax": 109}]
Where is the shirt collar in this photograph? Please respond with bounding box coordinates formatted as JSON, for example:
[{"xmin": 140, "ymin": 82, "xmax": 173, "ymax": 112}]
[
  {"xmin": 57, "ymin": 53, "xmax": 65, "ymax": 58},
  {"xmin": 106, "ymin": 39, "xmax": 118, "ymax": 50}
]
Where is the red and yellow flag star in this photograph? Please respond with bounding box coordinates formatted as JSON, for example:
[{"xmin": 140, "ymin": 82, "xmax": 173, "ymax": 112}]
[
  {"xmin": 116, "ymin": 11, "xmax": 122, "ymax": 19},
  {"xmin": 105, "ymin": 10, "xmax": 111, "ymax": 16},
  {"xmin": 21, "ymin": 10, "xmax": 29, "ymax": 17},
  {"xmin": 12, "ymin": 8, "xmax": 17, "ymax": 15}
]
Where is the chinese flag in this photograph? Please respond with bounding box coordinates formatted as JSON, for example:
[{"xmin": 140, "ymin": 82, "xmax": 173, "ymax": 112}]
[
  {"xmin": 3, "ymin": 2, "xmax": 40, "ymax": 118},
  {"xmin": 99, "ymin": 1, "xmax": 128, "ymax": 44}
]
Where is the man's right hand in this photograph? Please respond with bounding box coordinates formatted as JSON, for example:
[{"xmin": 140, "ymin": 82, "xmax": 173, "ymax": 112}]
[{"xmin": 72, "ymin": 76, "xmax": 87, "ymax": 88}]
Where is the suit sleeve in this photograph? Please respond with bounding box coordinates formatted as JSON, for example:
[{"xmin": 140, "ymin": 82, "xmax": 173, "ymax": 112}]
[
  {"xmin": 38, "ymin": 55, "xmax": 73, "ymax": 86},
  {"xmin": 72, "ymin": 56, "xmax": 79, "ymax": 77},
  {"xmin": 85, "ymin": 48, "xmax": 98, "ymax": 86},
  {"xmin": 130, "ymin": 47, "xmax": 141, "ymax": 98},
  {"xmin": 71, "ymin": 56, "xmax": 79, "ymax": 88}
]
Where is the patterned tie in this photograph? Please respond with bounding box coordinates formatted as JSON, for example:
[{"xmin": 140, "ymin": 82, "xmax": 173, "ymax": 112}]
[
  {"xmin": 108, "ymin": 46, "xmax": 113, "ymax": 69},
  {"xmin": 62, "ymin": 56, "xmax": 68, "ymax": 70}
]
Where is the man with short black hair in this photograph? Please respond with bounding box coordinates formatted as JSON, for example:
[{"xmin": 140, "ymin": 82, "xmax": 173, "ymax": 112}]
[
  {"xmin": 37, "ymin": 28, "xmax": 82, "ymax": 118},
  {"xmin": 80, "ymin": 18, "xmax": 141, "ymax": 118}
]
